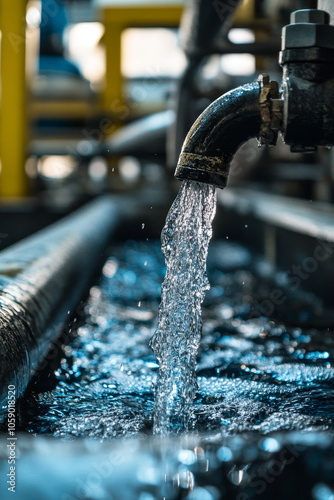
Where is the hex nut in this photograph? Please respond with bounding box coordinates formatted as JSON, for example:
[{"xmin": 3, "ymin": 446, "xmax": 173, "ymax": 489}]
[
  {"xmin": 282, "ymin": 24, "xmax": 334, "ymax": 50},
  {"xmin": 291, "ymin": 9, "xmax": 330, "ymax": 25}
]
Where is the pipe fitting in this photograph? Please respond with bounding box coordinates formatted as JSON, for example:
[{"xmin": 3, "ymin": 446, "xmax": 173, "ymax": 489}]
[
  {"xmin": 174, "ymin": 8, "xmax": 334, "ymax": 188},
  {"xmin": 280, "ymin": 8, "xmax": 334, "ymax": 150},
  {"xmin": 174, "ymin": 81, "xmax": 263, "ymax": 188},
  {"xmin": 282, "ymin": 9, "xmax": 334, "ymax": 51},
  {"xmin": 174, "ymin": 76, "xmax": 282, "ymax": 189},
  {"xmin": 259, "ymin": 74, "xmax": 282, "ymax": 147}
]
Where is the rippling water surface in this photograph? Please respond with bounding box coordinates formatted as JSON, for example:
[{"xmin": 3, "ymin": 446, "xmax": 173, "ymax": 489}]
[{"xmin": 19, "ymin": 234, "xmax": 334, "ymax": 441}]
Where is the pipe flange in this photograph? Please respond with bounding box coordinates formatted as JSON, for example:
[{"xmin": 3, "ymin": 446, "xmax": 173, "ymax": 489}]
[{"xmin": 258, "ymin": 74, "xmax": 283, "ymax": 147}]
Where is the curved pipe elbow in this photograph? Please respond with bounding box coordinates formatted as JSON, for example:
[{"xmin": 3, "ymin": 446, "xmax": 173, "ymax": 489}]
[{"xmin": 174, "ymin": 81, "xmax": 263, "ymax": 188}]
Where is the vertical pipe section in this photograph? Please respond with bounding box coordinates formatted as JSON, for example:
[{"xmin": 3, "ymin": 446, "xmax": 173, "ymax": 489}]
[
  {"xmin": 168, "ymin": 0, "xmax": 244, "ymax": 167},
  {"xmin": 102, "ymin": 5, "xmax": 183, "ymax": 118},
  {"xmin": 102, "ymin": 8, "xmax": 123, "ymax": 117},
  {"xmin": 0, "ymin": 0, "xmax": 28, "ymax": 198},
  {"xmin": 0, "ymin": 196, "xmax": 120, "ymax": 415}
]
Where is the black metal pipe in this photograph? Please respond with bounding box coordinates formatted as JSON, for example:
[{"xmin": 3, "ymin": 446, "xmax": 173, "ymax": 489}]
[
  {"xmin": 167, "ymin": 57, "xmax": 203, "ymax": 168},
  {"xmin": 0, "ymin": 197, "xmax": 120, "ymax": 416},
  {"xmin": 213, "ymin": 40, "xmax": 281, "ymax": 56},
  {"xmin": 281, "ymin": 60, "xmax": 334, "ymax": 149},
  {"xmin": 168, "ymin": 0, "xmax": 243, "ymax": 167},
  {"xmin": 174, "ymin": 81, "xmax": 262, "ymax": 188},
  {"xmin": 103, "ymin": 110, "xmax": 174, "ymax": 157},
  {"xmin": 180, "ymin": 0, "xmax": 243, "ymax": 58},
  {"xmin": 279, "ymin": 9, "xmax": 334, "ymax": 150}
]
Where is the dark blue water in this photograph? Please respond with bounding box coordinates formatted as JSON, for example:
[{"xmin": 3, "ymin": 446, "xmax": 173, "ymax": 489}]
[{"xmin": 18, "ymin": 239, "xmax": 334, "ymax": 440}]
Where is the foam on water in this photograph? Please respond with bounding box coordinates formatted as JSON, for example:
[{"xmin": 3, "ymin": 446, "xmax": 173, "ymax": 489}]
[{"xmin": 150, "ymin": 180, "xmax": 217, "ymax": 435}]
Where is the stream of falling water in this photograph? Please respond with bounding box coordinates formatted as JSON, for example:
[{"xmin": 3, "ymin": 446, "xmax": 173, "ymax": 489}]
[{"xmin": 150, "ymin": 180, "xmax": 217, "ymax": 435}]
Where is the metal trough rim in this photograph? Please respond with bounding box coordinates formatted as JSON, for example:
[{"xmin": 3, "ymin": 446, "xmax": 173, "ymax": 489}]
[
  {"xmin": 0, "ymin": 196, "xmax": 121, "ymax": 414},
  {"xmin": 220, "ymin": 187, "xmax": 334, "ymax": 242},
  {"xmin": 0, "ymin": 430, "xmax": 333, "ymax": 500}
]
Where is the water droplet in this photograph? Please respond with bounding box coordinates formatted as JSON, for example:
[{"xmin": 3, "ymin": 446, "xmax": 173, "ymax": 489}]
[
  {"xmin": 313, "ymin": 483, "xmax": 334, "ymax": 500},
  {"xmin": 187, "ymin": 488, "xmax": 215, "ymax": 500},
  {"xmin": 259, "ymin": 437, "xmax": 281, "ymax": 453},
  {"xmin": 217, "ymin": 446, "xmax": 233, "ymax": 462},
  {"xmin": 103, "ymin": 259, "xmax": 118, "ymax": 278},
  {"xmin": 178, "ymin": 470, "xmax": 195, "ymax": 489},
  {"xmin": 178, "ymin": 449, "xmax": 197, "ymax": 465},
  {"xmin": 228, "ymin": 467, "xmax": 246, "ymax": 485}
]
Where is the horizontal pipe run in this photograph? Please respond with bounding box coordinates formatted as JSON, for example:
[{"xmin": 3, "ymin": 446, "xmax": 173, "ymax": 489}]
[
  {"xmin": 218, "ymin": 187, "xmax": 334, "ymax": 308},
  {"xmin": 103, "ymin": 110, "xmax": 175, "ymax": 157},
  {"xmin": 0, "ymin": 197, "xmax": 120, "ymax": 416},
  {"xmin": 213, "ymin": 41, "xmax": 281, "ymax": 56}
]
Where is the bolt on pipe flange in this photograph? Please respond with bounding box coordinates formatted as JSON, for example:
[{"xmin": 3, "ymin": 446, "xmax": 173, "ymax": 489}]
[
  {"xmin": 280, "ymin": 9, "xmax": 334, "ymax": 65},
  {"xmin": 279, "ymin": 9, "xmax": 334, "ymax": 148},
  {"xmin": 258, "ymin": 74, "xmax": 283, "ymax": 147},
  {"xmin": 282, "ymin": 9, "xmax": 334, "ymax": 51}
]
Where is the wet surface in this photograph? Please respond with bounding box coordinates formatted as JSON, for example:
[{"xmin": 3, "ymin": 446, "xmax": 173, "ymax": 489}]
[{"xmin": 15, "ymin": 239, "xmax": 334, "ymax": 440}]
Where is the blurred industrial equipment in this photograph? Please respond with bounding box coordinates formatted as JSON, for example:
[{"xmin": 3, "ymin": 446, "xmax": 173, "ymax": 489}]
[
  {"xmin": 1, "ymin": 2, "xmax": 334, "ymax": 498},
  {"xmin": 0, "ymin": 0, "xmax": 321, "ymax": 201}
]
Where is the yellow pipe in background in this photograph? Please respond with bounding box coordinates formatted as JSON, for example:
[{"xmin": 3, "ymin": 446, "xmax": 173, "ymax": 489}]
[
  {"xmin": 234, "ymin": 0, "xmax": 255, "ymax": 22},
  {"xmin": 101, "ymin": 0, "xmax": 258, "ymax": 126},
  {"xmin": 0, "ymin": 0, "xmax": 28, "ymax": 198},
  {"xmin": 102, "ymin": 4, "xmax": 183, "ymax": 120},
  {"xmin": 0, "ymin": 0, "xmax": 259, "ymax": 197}
]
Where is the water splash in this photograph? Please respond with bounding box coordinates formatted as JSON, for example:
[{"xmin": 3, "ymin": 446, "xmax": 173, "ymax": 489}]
[
  {"xmin": 150, "ymin": 180, "xmax": 217, "ymax": 435},
  {"xmin": 10, "ymin": 239, "xmax": 334, "ymax": 441}
]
